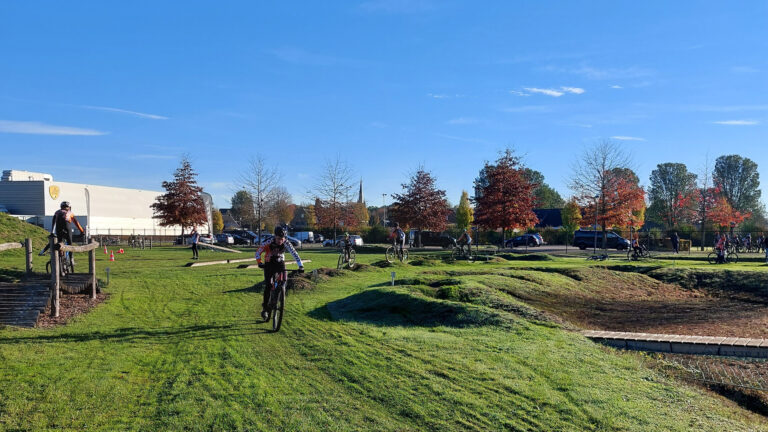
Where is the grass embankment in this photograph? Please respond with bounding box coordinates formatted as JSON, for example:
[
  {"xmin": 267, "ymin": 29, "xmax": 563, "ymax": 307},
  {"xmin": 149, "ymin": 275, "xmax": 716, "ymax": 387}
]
[
  {"xmin": 0, "ymin": 213, "xmax": 49, "ymax": 249},
  {"xmin": 0, "ymin": 246, "xmax": 766, "ymax": 430}
]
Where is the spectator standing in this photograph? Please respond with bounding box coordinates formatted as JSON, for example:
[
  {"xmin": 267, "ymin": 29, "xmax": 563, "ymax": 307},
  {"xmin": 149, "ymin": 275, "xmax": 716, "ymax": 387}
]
[
  {"xmin": 191, "ymin": 227, "xmax": 200, "ymax": 260},
  {"xmin": 671, "ymin": 231, "xmax": 680, "ymax": 254}
]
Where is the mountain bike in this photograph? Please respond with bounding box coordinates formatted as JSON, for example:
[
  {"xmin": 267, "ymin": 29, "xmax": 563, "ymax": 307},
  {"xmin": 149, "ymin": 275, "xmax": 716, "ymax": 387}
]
[
  {"xmin": 451, "ymin": 245, "xmax": 474, "ymax": 261},
  {"xmin": 708, "ymin": 250, "xmax": 738, "ymax": 264},
  {"xmin": 385, "ymin": 243, "xmax": 408, "ymax": 263},
  {"xmin": 263, "ymin": 269, "xmax": 303, "ymax": 332},
  {"xmin": 337, "ymin": 248, "xmax": 356, "ymax": 269},
  {"xmin": 45, "ymin": 243, "xmax": 75, "ymax": 277},
  {"xmin": 627, "ymin": 246, "xmax": 652, "ymax": 261}
]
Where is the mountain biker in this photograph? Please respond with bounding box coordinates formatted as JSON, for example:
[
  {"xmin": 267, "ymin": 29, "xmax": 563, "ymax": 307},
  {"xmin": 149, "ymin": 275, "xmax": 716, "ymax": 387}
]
[
  {"xmin": 40, "ymin": 201, "xmax": 84, "ymax": 257},
  {"xmin": 457, "ymin": 229, "xmax": 472, "ymax": 256},
  {"xmin": 256, "ymin": 226, "xmax": 304, "ymax": 320},
  {"xmin": 390, "ymin": 223, "xmax": 406, "ymax": 256},
  {"xmin": 715, "ymin": 233, "xmax": 727, "ymax": 263},
  {"xmin": 341, "ymin": 232, "xmax": 353, "ymax": 261}
]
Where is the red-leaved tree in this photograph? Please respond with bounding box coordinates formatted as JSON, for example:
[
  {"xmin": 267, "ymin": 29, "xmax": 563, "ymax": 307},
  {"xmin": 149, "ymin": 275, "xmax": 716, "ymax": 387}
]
[
  {"xmin": 710, "ymin": 195, "xmax": 751, "ymax": 229},
  {"xmin": 389, "ymin": 168, "xmax": 450, "ymax": 246},
  {"xmin": 579, "ymin": 168, "xmax": 645, "ymax": 232},
  {"xmin": 473, "ymin": 150, "xmax": 538, "ymax": 244},
  {"xmin": 151, "ymin": 157, "xmax": 208, "ymax": 236}
]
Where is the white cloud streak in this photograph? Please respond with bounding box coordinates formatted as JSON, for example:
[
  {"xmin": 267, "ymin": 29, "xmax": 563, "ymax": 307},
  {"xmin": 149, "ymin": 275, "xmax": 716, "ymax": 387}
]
[
  {"xmin": 0, "ymin": 120, "xmax": 107, "ymax": 136},
  {"xmin": 520, "ymin": 87, "xmax": 585, "ymax": 97},
  {"xmin": 80, "ymin": 105, "xmax": 168, "ymax": 120},
  {"xmin": 561, "ymin": 87, "xmax": 585, "ymax": 94},
  {"xmin": 713, "ymin": 120, "xmax": 759, "ymax": 125},
  {"xmin": 525, "ymin": 87, "xmax": 564, "ymax": 97},
  {"xmin": 611, "ymin": 136, "xmax": 646, "ymax": 141}
]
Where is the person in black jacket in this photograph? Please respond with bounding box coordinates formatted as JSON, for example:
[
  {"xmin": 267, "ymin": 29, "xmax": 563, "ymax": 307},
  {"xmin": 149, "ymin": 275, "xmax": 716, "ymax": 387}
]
[{"xmin": 670, "ymin": 231, "xmax": 680, "ymax": 254}]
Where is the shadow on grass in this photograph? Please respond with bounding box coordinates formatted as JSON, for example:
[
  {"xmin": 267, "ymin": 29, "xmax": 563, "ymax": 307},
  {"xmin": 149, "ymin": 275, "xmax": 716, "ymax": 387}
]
[
  {"xmin": 223, "ymin": 283, "xmax": 263, "ymax": 294},
  {"xmin": 310, "ymin": 288, "xmax": 513, "ymax": 329},
  {"xmin": 0, "ymin": 268, "xmax": 27, "ymax": 283},
  {"xmin": 0, "ymin": 320, "xmax": 272, "ymax": 344}
]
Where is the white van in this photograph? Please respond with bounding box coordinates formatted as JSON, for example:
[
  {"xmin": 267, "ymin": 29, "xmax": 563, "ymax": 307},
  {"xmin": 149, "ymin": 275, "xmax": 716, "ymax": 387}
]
[{"xmin": 292, "ymin": 231, "xmax": 315, "ymax": 243}]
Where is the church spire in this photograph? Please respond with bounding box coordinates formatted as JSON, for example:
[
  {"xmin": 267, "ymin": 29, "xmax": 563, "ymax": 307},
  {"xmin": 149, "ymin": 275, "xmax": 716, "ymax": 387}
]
[{"xmin": 357, "ymin": 178, "xmax": 364, "ymax": 204}]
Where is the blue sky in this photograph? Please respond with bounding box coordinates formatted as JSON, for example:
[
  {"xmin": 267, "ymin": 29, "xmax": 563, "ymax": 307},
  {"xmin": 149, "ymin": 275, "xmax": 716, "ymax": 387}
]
[{"xmin": 2, "ymin": 1, "xmax": 767, "ymax": 209}]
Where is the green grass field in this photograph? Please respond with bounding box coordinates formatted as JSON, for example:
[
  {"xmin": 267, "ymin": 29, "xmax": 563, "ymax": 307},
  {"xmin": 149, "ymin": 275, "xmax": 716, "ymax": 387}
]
[{"xmin": 1, "ymin": 241, "xmax": 767, "ymax": 430}]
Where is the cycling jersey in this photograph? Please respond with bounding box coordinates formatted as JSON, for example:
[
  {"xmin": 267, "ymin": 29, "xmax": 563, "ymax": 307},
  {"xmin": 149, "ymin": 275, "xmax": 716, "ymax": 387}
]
[
  {"xmin": 256, "ymin": 240, "xmax": 303, "ymax": 267},
  {"xmin": 51, "ymin": 209, "xmax": 84, "ymax": 237}
]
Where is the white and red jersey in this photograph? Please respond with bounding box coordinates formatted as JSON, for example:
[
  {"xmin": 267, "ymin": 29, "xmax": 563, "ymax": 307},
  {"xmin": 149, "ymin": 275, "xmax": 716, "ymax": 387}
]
[{"xmin": 255, "ymin": 240, "xmax": 302, "ymax": 266}]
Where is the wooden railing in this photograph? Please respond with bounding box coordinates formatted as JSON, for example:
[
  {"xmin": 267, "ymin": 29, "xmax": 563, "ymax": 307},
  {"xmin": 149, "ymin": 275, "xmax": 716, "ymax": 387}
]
[
  {"xmin": 49, "ymin": 236, "xmax": 100, "ymax": 317},
  {"xmin": 0, "ymin": 239, "xmax": 34, "ymax": 277}
]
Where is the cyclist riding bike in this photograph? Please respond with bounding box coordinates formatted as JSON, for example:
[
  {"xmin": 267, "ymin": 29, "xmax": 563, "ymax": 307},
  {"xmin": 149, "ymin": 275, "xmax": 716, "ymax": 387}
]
[
  {"xmin": 631, "ymin": 236, "xmax": 643, "ymax": 256},
  {"xmin": 341, "ymin": 232, "xmax": 353, "ymax": 261},
  {"xmin": 255, "ymin": 227, "xmax": 304, "ymax": 321},
  {"xmin": 457, "ymin": 229, "xmax": 472, "ymax": 256},
  {"xmin": 715, "ymin": 233, "xmax": 727, "ymax": 264},
  {"xmin": 390, "ymin": 223, "xmax": 406, "ymax": 257},
  {"xmin": 40, "ymin": 201, "xmax": 84, "ymax": 257}
]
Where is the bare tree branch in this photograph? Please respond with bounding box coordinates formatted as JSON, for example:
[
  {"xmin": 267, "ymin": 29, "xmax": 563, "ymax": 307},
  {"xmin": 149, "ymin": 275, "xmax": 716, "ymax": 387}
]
[{"xmin": 239, "ymin": 155, "xmax": 282, "ymax": 240}]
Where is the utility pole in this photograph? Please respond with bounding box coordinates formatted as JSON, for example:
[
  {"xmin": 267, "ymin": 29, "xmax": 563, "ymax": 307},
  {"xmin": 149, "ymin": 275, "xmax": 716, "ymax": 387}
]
[{"xmin": 382, "ymin": 193, "xmax": 387, "ymax": 227}]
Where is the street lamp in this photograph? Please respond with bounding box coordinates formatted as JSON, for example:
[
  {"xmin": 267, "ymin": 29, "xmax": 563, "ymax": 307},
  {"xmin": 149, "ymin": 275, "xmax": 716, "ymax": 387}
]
[
  {"xmin": 382, "ymin": 193, "xmax": 387, "ymax": 227},
  {"xmin": 593, "ymin": 194, "xmax": 599, "ymax": 257}
]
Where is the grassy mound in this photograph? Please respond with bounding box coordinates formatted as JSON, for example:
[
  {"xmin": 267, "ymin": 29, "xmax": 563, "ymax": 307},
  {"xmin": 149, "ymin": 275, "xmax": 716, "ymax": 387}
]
[
  {"xmin": 325, "ymin": 287, "xmax": 515, "ymax": 328},
  {"xmin": 496, "ymin": 252, "xmax": 554, "ymax": 261},
  {"xmin": 647, "ymin": 267, "xmax": 768, "ymax": 294},
  {"xmin": 0, "ymin": 213, "xmax": 49, "ymax": 249}
]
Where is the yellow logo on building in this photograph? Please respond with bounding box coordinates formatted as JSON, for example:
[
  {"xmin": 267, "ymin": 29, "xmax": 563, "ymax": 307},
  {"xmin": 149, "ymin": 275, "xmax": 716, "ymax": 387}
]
[{"xmin": 49, "ymin": 185, "xmax": 60, "ymax": 200}]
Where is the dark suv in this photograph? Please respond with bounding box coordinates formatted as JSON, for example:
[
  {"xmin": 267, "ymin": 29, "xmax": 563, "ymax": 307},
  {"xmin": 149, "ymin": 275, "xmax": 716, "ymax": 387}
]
[
  {"xmin": 416, "ymin": 231, "xmax": 457, "ymax": 248},
  {"xmin": 573, "ymin": 230, "xmax": 630, "ymax": 250}
]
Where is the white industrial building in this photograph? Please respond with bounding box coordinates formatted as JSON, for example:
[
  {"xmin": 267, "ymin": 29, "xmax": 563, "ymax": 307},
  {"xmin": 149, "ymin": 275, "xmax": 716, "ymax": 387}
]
[{"xmin": 0, "ymin": 170, "xmax": 212, "ymax": 236}]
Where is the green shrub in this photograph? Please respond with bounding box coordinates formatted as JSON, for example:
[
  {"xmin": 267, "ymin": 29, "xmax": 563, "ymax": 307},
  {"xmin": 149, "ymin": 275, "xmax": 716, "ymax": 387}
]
[{"xmin": 436, "ymin": 285, "xmax": 460, "ymax": 300}]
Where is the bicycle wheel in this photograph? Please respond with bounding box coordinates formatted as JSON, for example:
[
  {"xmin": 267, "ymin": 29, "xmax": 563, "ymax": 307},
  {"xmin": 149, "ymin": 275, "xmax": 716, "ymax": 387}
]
[
  {"xmin": 337, "ymin": 254, "xmax": 344, "ymax": 270},
  {"xmin": 272, "ymin": 283, "xmax": 285, "ymax": 332},
  {"xmin": 348, "ymin": 250, "xmax": 356, "ymax": 269},
  {"xmin": 451, "ymin": 247, "xmax": 460, "ymax": 260},
  {"xmin": 401, "ymin": 249, "xmax": 408, "ymax": 262},
  {"xmin": 385, "ymin": 247, "xmax": 395, "ymax": 263},
  {"xmin": 626, "ymin": 249, "xmax": 633, "ymax": 261},
  {"xmin": 46, "ymin": 260, "xmax": 51, "ymax": 274},
  {"xmin": 707, "ymin": 252, "xmax": 717, "ymax": 265}
]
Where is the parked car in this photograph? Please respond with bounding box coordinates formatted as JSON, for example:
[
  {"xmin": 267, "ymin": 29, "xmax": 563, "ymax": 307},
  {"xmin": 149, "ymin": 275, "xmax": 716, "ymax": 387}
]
[
  {"xmin": 292, "ymin": 231, "xmax": 314, "ymax": 244},
  {"xmin": 573, "ymin": 230, "xmax": 630, "ymax": 250},
  {"xmin": 415, "ymin": 231, "xmax": 457, "ymax": 248},
  {"xmin": 505, "ymin": 233, "xmax": 542, "ymax": 248},
  {"xmin": 285, "ymin": 235, "xmax": 302, "ymax": 248},
  {"xmin": 229, "ymin": 234, "xmax": 251, "ymax": 245},
  {"xmin": 224, "ymin": 229, "xmax": 260, "ymax": 245},
  {"xmin": 323, "ymin": 235, "xmax": 363, "ymax": 247},
  {"xmin": 314, "ymin": 234, "xmax": 324, "ymax": 243},
  {"xmin": 184, "ymin": 233, "xmax": 214, "ymax": 245},
  {"xmin": 215, "ymin": 234, "xmax": 234, "ymax": 245}
]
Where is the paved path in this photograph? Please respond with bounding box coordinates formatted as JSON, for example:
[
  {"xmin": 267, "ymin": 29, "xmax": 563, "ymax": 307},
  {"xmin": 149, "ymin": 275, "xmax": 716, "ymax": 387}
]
[{"xmin": 582, "ymin": 330, "xmax": 768, "ymax": 358}]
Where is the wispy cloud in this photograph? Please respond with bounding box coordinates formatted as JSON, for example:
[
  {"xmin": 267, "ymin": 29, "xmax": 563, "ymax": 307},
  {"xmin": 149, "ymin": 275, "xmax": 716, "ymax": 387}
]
[
  {"xmin": 611, "ymin": 136, "xmax": 646, "ymax": 141},
  {"xmin": 433, "ymin": 133, "xmax": 493, "ymax": 145},
  {"xmin": 565, "ymin": 65, "xmax": 653, "ymax": 80},
  {"xmin": 610, "ymin": 85, "xmax": 623, "ymax": 89},
  {"xmin": 0, "ymin": 120, "xmax": 107, "ymax": 136},
  {"xmin": 79, "ymin": 105, "xmax": 168, "ymax": 120},
  {"xmin": 501, "ymin": 105, "xmax": 552, "ymax": 113},
  {"xmin": 731, "ymin": 66, "xmax": 759, "ymax": 74},
  {"xmin": 687, "ymin": 104, "xmax": 768, "ymax": 113},
  {"xmin": 509, "ymin": 90, "xmax": 530, "ymax": 97},
  {"xmin": 713, "ymin": 120, "xmax": 759, "ymax": 126},
  {"xmin": 427, "ymin": 93, "xmax": 463, "ymax": 99},
  {"xmin": 522, "ymin": 87, "xmax": 585, "ymax": 97},
  {"xmin": 446, "ymin": 117, "xmax": 481, "ymax": 125},
  {"xmin": 359, "ymin": 0, "xmax": 435, "ymax": 14},
  {"xmin": 267, "ymin": 47, "xmax": 367, "ymax": 67}
]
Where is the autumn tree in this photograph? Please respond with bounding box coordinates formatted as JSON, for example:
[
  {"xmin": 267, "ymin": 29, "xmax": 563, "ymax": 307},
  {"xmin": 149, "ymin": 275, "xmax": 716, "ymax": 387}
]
[
  {"xmin": 455, "ymin": 190, "xmax": 474, "ymax": 231},
  {"xmin": 151, "ymin": 157, "xmax": 208, "ymax": 236},
  {"xmin": 312, "ymin": 157, "xmax": 354, "ymax": 239},
  {"xmin": 710, "ymin": 195, "xmax": 751, "ymax": 230},
  {"xmin": 473, "ymin": 149, "xmax": 538, "ymax": 244},
  {"xmin": 570, "ymin": 140, "xmax": 643, "ymax": 247},
  {"xmin": 212, "ymin": 209, "xmax": 224, "ymax": 234},
  {"xmin": 389, "ymin": 168, "xmax": 451, "ymax": 246},
  {"xmin": 579, "ymin": 167, "xmax": 645, "ymax": 236},
  {"xmin": 561, "ymin": 199, "xmax": 582, "ymax": 237},
  {"xmin": 647, "ymin": 162, "xmax": 698, "ymax": 227},
  {"xmin": 240, "ymin": 155, "xmax": 280, "ymax": 239},
  {"xmin": 714, "ymin": 154, "xmax": 761, "ymax": 214},
  {"xmin": 267, "ymin": 186, "xmax": 294, "ymax": 227},
  {"xmin": 230, "ymin": 190, "xmax": 255, "ymax": 228}
]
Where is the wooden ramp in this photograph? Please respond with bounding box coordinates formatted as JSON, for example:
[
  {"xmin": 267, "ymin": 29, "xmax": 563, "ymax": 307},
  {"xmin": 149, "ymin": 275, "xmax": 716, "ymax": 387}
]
[
  {"xmin": 198, "ymin": 243, "xmax": 241, "ymax": 253},
  {"xmin": 60, "ymin": 273, "xmax": 97, "ymax": 294},
  {"xmin": 583, "ymin": 330, "xmax": 768, "ymax": 358},
  {"xmin": 0, "ymin": 281, "xmax": 49, "ymax": 327}
]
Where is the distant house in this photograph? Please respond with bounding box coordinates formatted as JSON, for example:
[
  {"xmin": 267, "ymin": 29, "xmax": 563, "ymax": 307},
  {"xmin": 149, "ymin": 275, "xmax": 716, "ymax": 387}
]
[
  {"xmin": 290, "ymin": 207, "xmax": 311, "ymax": 229},
  {"xmin": 533, "ymin": 208, "xmax": 563, "ymax": 229},
  {"xmin": 219, "ymin": 209, "xmax": 241, "ymax": 230}
]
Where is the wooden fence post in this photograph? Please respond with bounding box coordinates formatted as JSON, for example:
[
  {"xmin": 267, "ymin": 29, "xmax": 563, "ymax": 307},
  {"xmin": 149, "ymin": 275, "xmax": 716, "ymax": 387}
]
[
  {"xmin": 49, "ymin": 236, "xmax": 59, "ymax": 317},
  {"xmin": 89, "ymin": 239, "xmax": 97, "ymax": 299},
  {"xmin": 25, "ymin": 238, "xmax": 33, "ymax": 277}
]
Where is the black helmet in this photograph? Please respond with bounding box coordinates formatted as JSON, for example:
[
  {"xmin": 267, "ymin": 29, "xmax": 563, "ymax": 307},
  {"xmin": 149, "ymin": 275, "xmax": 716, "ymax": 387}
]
[
  {"xmin": 60, "ymin": 201, "xmax": 71, "ymax": 209},
  {"xmin": 274, "ymin": 226, "xmax": 286, "ymax": 237}
]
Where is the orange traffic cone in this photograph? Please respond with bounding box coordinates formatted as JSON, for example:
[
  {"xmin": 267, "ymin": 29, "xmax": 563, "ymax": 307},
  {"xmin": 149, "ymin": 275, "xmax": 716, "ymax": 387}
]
[
  {"xmin": 118, "ymin": 248, "xmax": 125, "ymax": 254},
  {"xmin": 104, "ymin": 245, "xmax": 108, "ymax": 254},
  {"xmin": 109, "ymin": 251, "xmax": 115, "ymax": 262}
]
